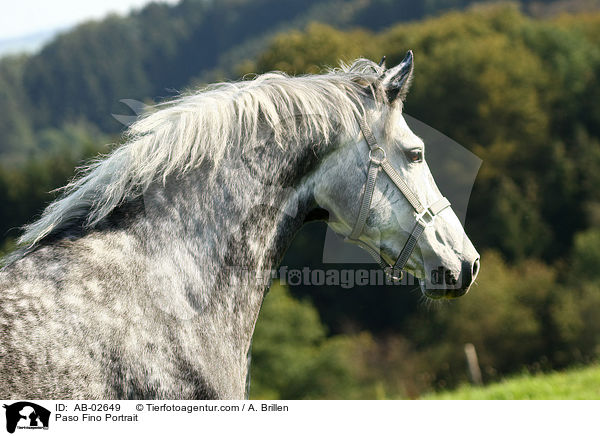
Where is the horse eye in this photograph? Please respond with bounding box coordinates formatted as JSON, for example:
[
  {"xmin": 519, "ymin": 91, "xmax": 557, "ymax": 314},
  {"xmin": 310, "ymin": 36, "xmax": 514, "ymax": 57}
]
[{"xmin": 405, "ymin": 149, "xmax": 423, "ymax": 163}]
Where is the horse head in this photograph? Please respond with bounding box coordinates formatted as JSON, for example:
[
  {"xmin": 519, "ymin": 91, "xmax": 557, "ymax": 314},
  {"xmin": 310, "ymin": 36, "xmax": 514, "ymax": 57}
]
[{"xmin": 312, "ymin": 51, "xmax": 480, "ymax": 298}]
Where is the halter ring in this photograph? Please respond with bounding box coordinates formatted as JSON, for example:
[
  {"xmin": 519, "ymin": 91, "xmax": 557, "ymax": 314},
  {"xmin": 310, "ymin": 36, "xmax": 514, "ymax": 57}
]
[
  {"xmin": 384, "ymin": 266, "xmax": 404, "ymax": 281},
  {"xmin": 368, "ymin": 147, "xmax": 386, "ymax": 164}
]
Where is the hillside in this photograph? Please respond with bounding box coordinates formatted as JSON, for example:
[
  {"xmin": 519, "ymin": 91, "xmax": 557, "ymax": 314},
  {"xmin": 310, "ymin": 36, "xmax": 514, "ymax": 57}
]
[{"xmin": 1, "ymin": 0, "xmax": 599, "ymax": 160}]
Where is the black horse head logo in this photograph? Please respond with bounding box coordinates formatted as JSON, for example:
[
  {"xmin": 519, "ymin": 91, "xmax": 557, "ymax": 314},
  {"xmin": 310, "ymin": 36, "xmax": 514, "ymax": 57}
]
[{"xmin": 3, "ymin": 402, "xmax": 50, "ymax": 434}]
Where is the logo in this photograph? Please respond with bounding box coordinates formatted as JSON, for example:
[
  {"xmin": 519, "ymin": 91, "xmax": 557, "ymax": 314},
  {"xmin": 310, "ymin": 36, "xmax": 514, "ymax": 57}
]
[
  {"xmin": 431, "ymin": 266, "xmax": 459, "ymax": 287},
  {"xmin": 3, "ymin": 402, "xmax": 50, "ymax": 434}
]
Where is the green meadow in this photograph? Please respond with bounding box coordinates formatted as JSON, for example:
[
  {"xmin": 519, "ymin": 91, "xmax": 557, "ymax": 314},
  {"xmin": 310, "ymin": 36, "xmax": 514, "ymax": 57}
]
[{"xmin": 423, "ymin": 365, "xmax": 600, "ymax": 400}]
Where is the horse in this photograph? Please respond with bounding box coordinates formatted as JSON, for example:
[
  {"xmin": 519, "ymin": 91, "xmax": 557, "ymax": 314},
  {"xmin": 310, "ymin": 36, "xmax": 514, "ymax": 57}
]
[{"xmin": 0, "ymin": 51, "xmax": 480, "ymax": 399}]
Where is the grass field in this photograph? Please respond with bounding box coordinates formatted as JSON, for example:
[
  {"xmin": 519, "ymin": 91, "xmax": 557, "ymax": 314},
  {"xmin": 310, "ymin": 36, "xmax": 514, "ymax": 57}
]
[{"xmin": 422, "ymin": 365, "xmax": 600, "ymax": 399}]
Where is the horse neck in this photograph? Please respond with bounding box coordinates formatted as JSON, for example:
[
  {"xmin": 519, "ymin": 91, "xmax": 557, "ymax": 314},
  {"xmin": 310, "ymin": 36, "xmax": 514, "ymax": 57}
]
[
  {"xmin": 142, "ymin": 144, "xmax": 322, "ymax": 275},
  {"xmin": 131, "ymin": 136, "xmax": 323, "ymax": 366}
]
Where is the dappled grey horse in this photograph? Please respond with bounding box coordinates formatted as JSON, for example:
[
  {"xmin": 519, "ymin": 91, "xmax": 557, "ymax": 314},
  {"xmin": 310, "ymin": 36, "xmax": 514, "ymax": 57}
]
[{"xmin": 0, "ymin": 52, "xmax": 479, "ymax": 399}]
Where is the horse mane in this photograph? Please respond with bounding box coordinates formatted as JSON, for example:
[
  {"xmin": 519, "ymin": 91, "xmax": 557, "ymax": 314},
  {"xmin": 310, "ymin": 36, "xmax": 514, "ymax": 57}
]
[{"xmin": 16, "ymin": 58, "xmax": 386, "ymax": 251}]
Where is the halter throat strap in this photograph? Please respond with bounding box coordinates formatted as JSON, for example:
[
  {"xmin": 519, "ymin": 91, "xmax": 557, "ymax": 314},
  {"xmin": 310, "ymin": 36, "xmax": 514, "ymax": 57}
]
[{"xmin": 346, "ymin": 115, "xmax": 451, "ymax": 280}]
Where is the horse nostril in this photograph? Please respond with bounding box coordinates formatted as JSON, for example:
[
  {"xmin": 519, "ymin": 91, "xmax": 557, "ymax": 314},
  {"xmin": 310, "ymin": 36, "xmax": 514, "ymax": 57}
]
[
  {"xmin": 472, "ymin": 258, "xmax": 480, "ymax": 281},
  {"xmin": 460, "ymin": 260, "xmax": 476, "ymax": 292}
]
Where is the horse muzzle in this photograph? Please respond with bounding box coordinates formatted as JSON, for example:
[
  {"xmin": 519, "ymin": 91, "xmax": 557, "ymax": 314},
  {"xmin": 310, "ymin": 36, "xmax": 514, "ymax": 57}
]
[{"xmin": 421, "ymin": 258, "xmax": 480, "ymax": 299}]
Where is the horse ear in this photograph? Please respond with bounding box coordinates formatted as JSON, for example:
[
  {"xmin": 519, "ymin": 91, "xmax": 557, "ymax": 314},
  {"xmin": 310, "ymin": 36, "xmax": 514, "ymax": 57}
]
[{"xmin": 380, "ymin": 50, "xmax": 414, "ymax": 104}]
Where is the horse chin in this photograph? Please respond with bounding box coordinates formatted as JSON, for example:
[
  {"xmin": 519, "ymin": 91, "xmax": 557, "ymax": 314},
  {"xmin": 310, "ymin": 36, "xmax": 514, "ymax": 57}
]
[
  {"xmin": 419, "ymin": 280, "xmax": 444, "ymax": 299},
  {"xmin": 419, "ymin": 280, "xmax": 468, "ymax": 300}
]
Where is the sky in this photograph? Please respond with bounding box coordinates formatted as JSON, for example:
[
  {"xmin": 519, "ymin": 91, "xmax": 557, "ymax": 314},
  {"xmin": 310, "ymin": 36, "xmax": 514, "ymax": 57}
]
[{"xmin": 0, "ymin": 0, "xmax": 181, "ymax": 40}]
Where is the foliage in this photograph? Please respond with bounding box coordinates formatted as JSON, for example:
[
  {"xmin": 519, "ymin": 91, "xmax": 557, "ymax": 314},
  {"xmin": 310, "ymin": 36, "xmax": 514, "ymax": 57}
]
[
  {"xmin": 0, "ymin": 55, "xmax": 35, "ymax": 162},
  {"xmin": 250, "ymin": 24, "xmax": 379, "ymax": 75},
  {"xmin": 550, "ymin": 229, "xmax": 600, "ymax": 362},
  {"xmin": 252, "ymin": 250, "xmax": 600, "ymax": 398},
  {"xmin": 570, "ymin": 229, "xmax": 600, "ymax": 282},
  {"xmin": 0, "ymin": 123, "xmax": 110, "ymax": 249},
  {"xmin": 250, "ymin": 283, "xmax": 359, "ymax": 399},
  {"xmin": 251, "ymin": 283, "xmax": 433, "ymax": 399},
  {"xmin": 403, "ymin": 252, "xmax": 560, "ymax": 388}
]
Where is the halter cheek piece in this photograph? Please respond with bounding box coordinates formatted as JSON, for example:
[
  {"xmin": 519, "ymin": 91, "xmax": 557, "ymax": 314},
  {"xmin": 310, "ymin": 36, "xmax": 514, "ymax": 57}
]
[{"xmin": 346, "ymin": 115, "xmax": 451, "ymax": 280}]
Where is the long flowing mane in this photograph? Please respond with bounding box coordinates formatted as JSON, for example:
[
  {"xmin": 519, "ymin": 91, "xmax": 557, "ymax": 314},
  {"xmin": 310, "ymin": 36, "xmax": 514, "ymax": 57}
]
[{"xmin": 16, "ymin": 59, "xmax": 386, "ymax": 252}]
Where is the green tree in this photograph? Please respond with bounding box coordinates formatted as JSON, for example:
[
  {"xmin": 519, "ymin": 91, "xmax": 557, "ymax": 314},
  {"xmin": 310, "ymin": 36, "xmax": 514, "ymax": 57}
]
[
  {"xmin": 0, "ymin": 55, "xmax": 35, "ymax": 163},
  {"xmin": 250, "ymin": 283, "xmax": 360, "ymax": 399},
  {"xmin": 408, "ymin": 251, "xmax": 561, "ymax": 389}
]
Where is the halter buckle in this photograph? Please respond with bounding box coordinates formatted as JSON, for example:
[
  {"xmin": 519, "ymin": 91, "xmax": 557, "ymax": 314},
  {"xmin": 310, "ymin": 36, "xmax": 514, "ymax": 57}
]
[
  {"xmin": 415, "ymin": 207, "xmax": 436, "ymax": 228},
  {"xmin": 368, "ymin": 147, "xmax": 386, "ymax": 165}
]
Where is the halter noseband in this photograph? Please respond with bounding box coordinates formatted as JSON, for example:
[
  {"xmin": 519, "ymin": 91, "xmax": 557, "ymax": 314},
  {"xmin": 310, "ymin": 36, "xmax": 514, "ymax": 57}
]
[{"xmin": 346, "ymin": 115, "xmax": 451, "ymax": 280}]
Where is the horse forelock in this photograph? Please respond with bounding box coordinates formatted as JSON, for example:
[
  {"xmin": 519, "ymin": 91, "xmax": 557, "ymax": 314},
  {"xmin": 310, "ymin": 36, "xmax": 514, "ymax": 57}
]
[{"xmin": 14, "ymin": 58, "xmax": 386, "ymax": 254}]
